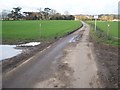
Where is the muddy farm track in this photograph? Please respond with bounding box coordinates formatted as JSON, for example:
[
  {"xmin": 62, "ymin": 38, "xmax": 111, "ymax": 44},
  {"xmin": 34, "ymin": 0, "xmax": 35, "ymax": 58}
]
[{"xmin": 2, "ymin": 22, "xmax": 118, "ymax": 88}]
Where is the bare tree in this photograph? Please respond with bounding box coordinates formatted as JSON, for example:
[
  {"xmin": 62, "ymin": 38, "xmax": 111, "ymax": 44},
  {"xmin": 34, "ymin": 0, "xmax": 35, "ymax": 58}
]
[
  {"xmin": 50, "ymin": 9, "xmax": 56, "ymax": 15},
  {"xmin": 44, "ymin": 8, "xmax": 51, "ymax": 20},
  {"xmin": 37, "ymin": 8, "xmax": 44, "ymax": 20},
  {"xmin": 64, "ymin": 11, "xmax": 69, "ymax": 15},
  {"xmin": 2, "ymin": 10, "xmax": 10, "ymax": 20},
  {"xmin": 8, "ymin": 7, "xmax": 22, "ymax": 20}
]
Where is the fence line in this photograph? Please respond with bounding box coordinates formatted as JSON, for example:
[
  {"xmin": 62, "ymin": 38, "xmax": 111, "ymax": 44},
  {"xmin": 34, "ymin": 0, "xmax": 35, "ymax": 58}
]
[{"xmin": 87, "ymin": 22, "xmax": 119, "ymax": 40}]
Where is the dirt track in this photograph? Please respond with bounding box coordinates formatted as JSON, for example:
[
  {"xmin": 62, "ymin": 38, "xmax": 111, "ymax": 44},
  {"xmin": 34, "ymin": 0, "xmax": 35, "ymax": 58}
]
[
  {"xmin": 59, "ymin": 23, "xmax": 101, "ymax": 88},
  {"xmin": 33, "ymin": 22, "xmax": 101, "ymax": 88},
  {"xmin": 2, "ymin": 22, "xmax": 118, "ymax": 88}
]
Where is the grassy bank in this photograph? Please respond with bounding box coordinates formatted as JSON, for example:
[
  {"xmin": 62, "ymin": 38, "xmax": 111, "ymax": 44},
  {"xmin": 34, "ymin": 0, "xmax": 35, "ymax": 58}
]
[{"xmin": 88, "ymin": 21, "xmax": 119, "ymax": 46}]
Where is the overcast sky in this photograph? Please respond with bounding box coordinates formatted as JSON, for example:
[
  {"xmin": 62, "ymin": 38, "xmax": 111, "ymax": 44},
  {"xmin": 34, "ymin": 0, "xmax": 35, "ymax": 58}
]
[{"xmin": 0, "ymin": 0, "xmax": 119, "ymax": 15}]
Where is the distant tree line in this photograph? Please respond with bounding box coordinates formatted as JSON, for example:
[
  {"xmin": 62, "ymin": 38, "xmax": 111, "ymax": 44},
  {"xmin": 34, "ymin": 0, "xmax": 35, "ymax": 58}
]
[
  {"xmin": 2, "ymin": 7, "xmax": 75, "ymax": 20},
  {"xmin": 75, "ymin": 14, "xmax": 119, "ymax": 21}
]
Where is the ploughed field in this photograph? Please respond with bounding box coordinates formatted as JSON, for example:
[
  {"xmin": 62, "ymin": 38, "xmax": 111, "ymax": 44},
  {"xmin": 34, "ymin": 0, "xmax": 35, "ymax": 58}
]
[{"xmin": 2, "ymin": 20, "xmax": 82, "ymax": 44}]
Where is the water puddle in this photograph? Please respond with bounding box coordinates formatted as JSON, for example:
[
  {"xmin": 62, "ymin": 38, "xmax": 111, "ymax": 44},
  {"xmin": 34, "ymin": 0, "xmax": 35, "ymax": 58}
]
[
  {"xmin": 0, "ymin": 45, "xmax": 22, "ymax": 61},
  {"xmin": 0, "ymin": 42, "xmax": 41, "ymax": 61},
  {"xmin": 69, "ymin": 35, "xmax": 80, "ymax": 43}
]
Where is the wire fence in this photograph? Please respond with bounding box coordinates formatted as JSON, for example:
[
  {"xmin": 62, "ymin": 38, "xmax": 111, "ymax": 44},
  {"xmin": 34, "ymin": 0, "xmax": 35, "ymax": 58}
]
[{"xmin": 87, "ymin": 22, "xmax": 120, "ymax": 46}]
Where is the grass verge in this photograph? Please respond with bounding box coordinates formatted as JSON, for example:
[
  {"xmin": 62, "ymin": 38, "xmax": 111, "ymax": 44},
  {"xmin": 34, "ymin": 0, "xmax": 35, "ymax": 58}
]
[{"xmin": 88, "ymin": 22, "xmax": 120, "ymax": 46}]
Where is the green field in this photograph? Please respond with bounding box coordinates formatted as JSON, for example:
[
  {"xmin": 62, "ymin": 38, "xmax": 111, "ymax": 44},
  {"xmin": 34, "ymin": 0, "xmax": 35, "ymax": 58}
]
[
  {"xmin": 88, "ymin": 21, "xmax": 119, "ymax": 45},
  {"xmin": 95, "ymin": 21, "xmax": 119, "ymax": 38},
  {"xmin": 2, "ymin": 20, "xmax": 81, "ymax": 44},
  {"xmin": 88, "ymin": 21, "xmax": 119, "ymax": 37}
]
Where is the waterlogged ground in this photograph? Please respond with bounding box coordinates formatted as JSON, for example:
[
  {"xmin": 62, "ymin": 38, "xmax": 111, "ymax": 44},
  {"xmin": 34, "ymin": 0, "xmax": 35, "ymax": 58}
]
[
  {"xmin": 1, "ymin": 42, "xmax": 41, "ymax": 61},
  {"xmin": 0, "ymin": 45, "xmax": 22, "ymax": 60}
]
